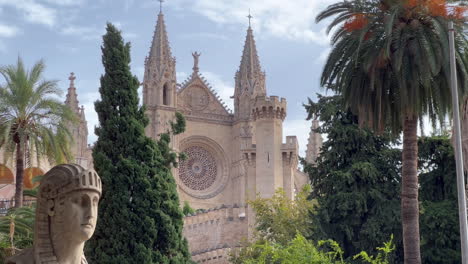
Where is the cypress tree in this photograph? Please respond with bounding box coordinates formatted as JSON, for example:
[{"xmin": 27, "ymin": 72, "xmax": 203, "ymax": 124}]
[{"xmin": 86, "ymin": 23, "xmax": 192, "ymax": 264}]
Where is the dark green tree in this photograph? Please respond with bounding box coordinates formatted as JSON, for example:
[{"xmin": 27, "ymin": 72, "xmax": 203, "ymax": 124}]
[
  {"xmin": 304, "ymin": 94, "xmax": 402, "ymax": 261},
  {"xmin": 85, "ymin": 23, "xmax": 192, "ymax": 264},
  {"xmin": 418, "ymin": 136, "xmax": 460, "ymax": 264}
]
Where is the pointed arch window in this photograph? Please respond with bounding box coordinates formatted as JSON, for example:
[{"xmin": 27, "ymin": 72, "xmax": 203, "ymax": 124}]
[{"xmin": 163, "ymin": 83, "xmax": 170, "ymax": 106}]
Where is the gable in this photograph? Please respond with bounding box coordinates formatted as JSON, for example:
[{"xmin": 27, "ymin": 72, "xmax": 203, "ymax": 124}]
[{"xmin": 177, "ymin": 74, "xmax": 233, "ymax": 123}]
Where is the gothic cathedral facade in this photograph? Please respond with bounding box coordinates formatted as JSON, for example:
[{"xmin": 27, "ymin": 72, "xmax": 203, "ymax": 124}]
[{"xmin": 143, "ymin": 11, "xmax": 309, "ymax": 263}]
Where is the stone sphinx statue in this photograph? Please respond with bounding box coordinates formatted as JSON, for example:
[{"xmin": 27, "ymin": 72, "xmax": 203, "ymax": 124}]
[{"xmin": 8, "ymin": 164, "xmax": 102, "ymax": 264}]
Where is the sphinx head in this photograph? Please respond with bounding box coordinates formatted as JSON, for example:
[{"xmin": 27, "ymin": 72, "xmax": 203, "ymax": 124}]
[{"xmin": 33, "ymin": 164, "xmax": 102, "ymax": 262}]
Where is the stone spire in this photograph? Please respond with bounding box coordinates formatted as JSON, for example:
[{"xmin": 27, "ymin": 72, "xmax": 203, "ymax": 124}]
[
  {"xmin": 143, "ymin": 8, "xmax": 176, "ymax": 107},
  {"xmin": 146, "ymin": 10, "xmax": 175, "ymax": 79},
  {"xmin": 233, "ymin": 16, "xmax": 267, "ymax": 120},
  {"xmin": 234, "ymin": 24, "xmax": 266, "ymax": 99},
  {"xmin": 305, "ymin": 119, "xmax": 323, "ymax": 165},
  {"xmin": 65, "ymin": 72, "xmax": 80, "ymax": 114}
]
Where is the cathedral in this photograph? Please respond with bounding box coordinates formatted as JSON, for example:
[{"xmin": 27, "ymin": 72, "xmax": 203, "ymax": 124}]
[
  {"xmin": 0, "ymin": 8, "xmax": 324, "ymax": 264},
  {"xmin": 143, "ymin": 10, "xmax": 318, "ymax": 263}
]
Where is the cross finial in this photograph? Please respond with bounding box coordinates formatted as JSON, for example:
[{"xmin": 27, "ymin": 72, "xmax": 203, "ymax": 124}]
[
  {"xmin": 247, "ymin": 9, "xmax": 253, "ymax": 28},
  {"xmin": 69, "ymin": 72, "xmax": 76, "ymax": 87},
  {"xmin": 158, "ymin": 0, "xmax": 164, "ymax": 13}
]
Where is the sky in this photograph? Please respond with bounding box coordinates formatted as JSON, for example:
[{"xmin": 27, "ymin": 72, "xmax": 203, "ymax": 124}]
[{"xmin": 0, "ymin": 0, "xmax": 340, "ymax": 157}]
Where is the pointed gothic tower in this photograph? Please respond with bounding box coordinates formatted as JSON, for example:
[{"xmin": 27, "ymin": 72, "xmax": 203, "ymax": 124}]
[
  {"xmin": 64, "ymin": 73, "xmax": 91, "ymax": 168},
  {"xmin": 234, "ymin": 25, "xmax": 266, "ymax": 120},
  {"xmin": 143, "ymin": 9, "xmax": 178, "ymax": 139},
  {"xmin": 65, "ymin": 72, "xmax": 80, "ymax": 114},
  {"xmin": 305, "ymin": 119, "xmax": 323, "ymax": 165}
]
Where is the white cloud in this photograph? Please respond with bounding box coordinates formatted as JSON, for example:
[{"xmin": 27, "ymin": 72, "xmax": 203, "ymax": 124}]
[
  {"xmin": 56, "ymin": 44, "xmax": 79, "ymax": 53},
  {"xmin": 0, "ymin": 24, "xmax": 19, "ymax": 38},
  {"xmin": 123, "ymin": 32, "xmax": 138, "ymax": 39},
  {"xmin": 0, "ymin": 0, "xmax": 57, "ymax": 26},
  {"xmin": 135, "ymin": 66, "xmax": 145, "ymax": 81},
  {"xmin": 168, "ymin": 0, "xmax": 340, "ymax": 45},
  {"xmin": 42, "ymin": 0, "xmax": 85, "ymax": 6},
  {"xmin": 283, "ymin": 119, "xmax": 312, "ymax": 158},
  {"xmin": 316, "ymin": 47, "xmax": 331, "ymax": 64},
  {"xmin": 177, "ymin": 71, "xmax": 189, "ymax": 82},
  {"xmin": 200, "ymin": 71, "xmax": 234, "ymax": 111},
  {"xmin": 60, "ymin": 25, "xmax": 102, "ymax": 40},
  {"xmin": 179, "ymin": 32, "xmax": 228, "ymax": 41}
]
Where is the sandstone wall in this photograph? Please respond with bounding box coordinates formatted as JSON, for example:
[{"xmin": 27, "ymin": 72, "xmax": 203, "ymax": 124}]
[{"xmin": 184, "ymin": 205, "xmax": 248, "ymax": 264}]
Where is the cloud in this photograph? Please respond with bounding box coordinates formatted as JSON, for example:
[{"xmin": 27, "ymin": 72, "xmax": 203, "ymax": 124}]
[
  {"xmin": 60, "ymin": 25, "xmax": 102, "ymax": 40},
  {"xmin": 200, "ymin": 71, "xmax": 234, "ymax": 111},
  {"xmin": 123, "ymin": 32, "xmax": 138, "ymax": 39},
  {"xmin": 167, "ymin": 0, "xmax": 340, "ymax": 45},
  {"xmin": 316, "ymin": 47, "xmax": 331, "ymax": 64},
  {"xmin": 56, "ymin": 44, "xmax": 79, "ymax": 53},
  {"xmin": 177, "ymin": 72, "xmax": 189, "ymax": 82},
  {"xmin": 42, "ymin": 0, "xmax": 85, "ymax": 6},
  {"xmin": 283, "ymin": 119, "xmax": 312, "ymax": 158},
  {"xmin": 0, "ymin": 24, "xmax": 19, "ymax": 38},
  {"xmin": 179, "ymin": 32, "xmax": 228, "ymax": 41},
  {"xmin": 0, "ymin": 0, "xmax": 57, "ymax": 26}
]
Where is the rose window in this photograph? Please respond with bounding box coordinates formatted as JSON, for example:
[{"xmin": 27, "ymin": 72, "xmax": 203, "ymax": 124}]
[{"xmin": 179, "ymin": 146, "xmax": 217, "ymax": 191}]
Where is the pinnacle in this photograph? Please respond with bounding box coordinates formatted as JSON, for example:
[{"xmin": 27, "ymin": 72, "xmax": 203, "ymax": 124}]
[
  {"xmin": 235, "ymin": 26, "xmax": 266, "ymax": 98},
  {"xmin": 65, "ymin": 72, "xmax": 80, "ymax": 114},
  {"xmin": 305, "ymin": 119, "xmax": 323, "ymax": 165},
  {"xmin": 147, "ymin": 11, "xmax": 173, "ymax": 71}
]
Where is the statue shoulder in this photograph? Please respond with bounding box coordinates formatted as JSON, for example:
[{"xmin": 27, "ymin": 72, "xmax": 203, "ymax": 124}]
[{"xmin": 6, "ymin": 248, "xmax": 35, "ymax": 264}]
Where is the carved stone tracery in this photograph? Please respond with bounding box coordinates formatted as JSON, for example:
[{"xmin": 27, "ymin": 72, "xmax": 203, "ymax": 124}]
[{"xmin": 179, "ymin": 146, "xmax": 217, "ymax": 191}]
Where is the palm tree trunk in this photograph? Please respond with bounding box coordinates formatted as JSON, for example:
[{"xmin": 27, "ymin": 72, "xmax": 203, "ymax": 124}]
[
  {"xmin": 14, "ymin": 142, "xmax": 24, "ymax": 208},
  {"xmin": 401, "ymin": 115, "xmax": 421, "ymax": 264}
]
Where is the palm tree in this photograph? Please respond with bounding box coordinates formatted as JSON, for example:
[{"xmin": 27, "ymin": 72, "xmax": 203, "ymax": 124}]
[
  {"xmin": 0, "ymin": 57, "xmax": 75, "ymax": 207},
  {"xmin": 316, "ymin": 0, "xmax": 468, "ymax": 263}
]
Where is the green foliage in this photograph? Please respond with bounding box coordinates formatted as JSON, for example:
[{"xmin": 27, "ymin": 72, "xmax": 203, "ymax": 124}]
[
  {"xmin": 419, "ymin": 136, "xmax": 460, "ymax": 264},
  {"xmin": 182, "ymin": 201, "xmax": 195, "ymax": 216},
  {"xmin": 85, "ymin": 23, "xmax": 192, "ymax": 264},
  {"xmin": 0, "ymin": 57, "xmax": 75, "ymax": 206},
  {"xmin": 231, "ymin": 233, "xmax": 395, "ymax": 264},
  {"xmin": 248, "ymin": 186, "xmax": 314, "ymax": 245},
  {"xmin": 238, "ymin": 234, "xmax": 345, "ymax": 264},
  {"xmin": 230, "ymin": 183, "xmax": 395, "ymax": 264},
  {"xmin": 304, "ymin": 95, "xmax": 402, "ymax": 261},
  {"xmin": 0, "ymin": 205, "xmax": 35, "ymax": 261},
  {"xmin": 353, "ymin": 235, "xmax": 395, "ymax": 264}
]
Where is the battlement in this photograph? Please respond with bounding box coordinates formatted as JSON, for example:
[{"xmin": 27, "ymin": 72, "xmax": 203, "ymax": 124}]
[
  {"xmin": 282, "ymin": 136, "xmax": 299, "ymax": 151},
  {"xmin": 184, "ymin": 204, "xmax": 246, "ymax": 227},
  {"xmin": 191, "ymin": 247, "xmax": 232, "ymax": 264},
  {"xmin": 183, "ymin": 204, "xmax": 248, "ymax": 259},
  {"xmin": 251, "ymin": 95, "xmax": 287, "ymax": 121},
  {"xmin": 282, "ymin": 136, "xmax": 299, "ymax": 167}
]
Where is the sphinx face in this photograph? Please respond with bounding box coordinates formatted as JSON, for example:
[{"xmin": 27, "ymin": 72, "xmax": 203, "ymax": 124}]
[{"xmin": 60, "ymin": 190, "xmax": 100, "ymax": 242}]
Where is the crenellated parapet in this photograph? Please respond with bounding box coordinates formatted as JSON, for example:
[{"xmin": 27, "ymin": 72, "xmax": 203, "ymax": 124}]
[
  {"xmin": 191, "ymin": 247, "xmax": 232, "ymax": 264},
  {"xmin": 183, "ymin": 204, "xmax": 248, "ymax": 262},
  {"xmin": 282, "ymin": 136, "xmax": 299, "ymax": 167},
  {"xmin": 251, "ymin": 96, "xmax": 287, "ymax": 121}
]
